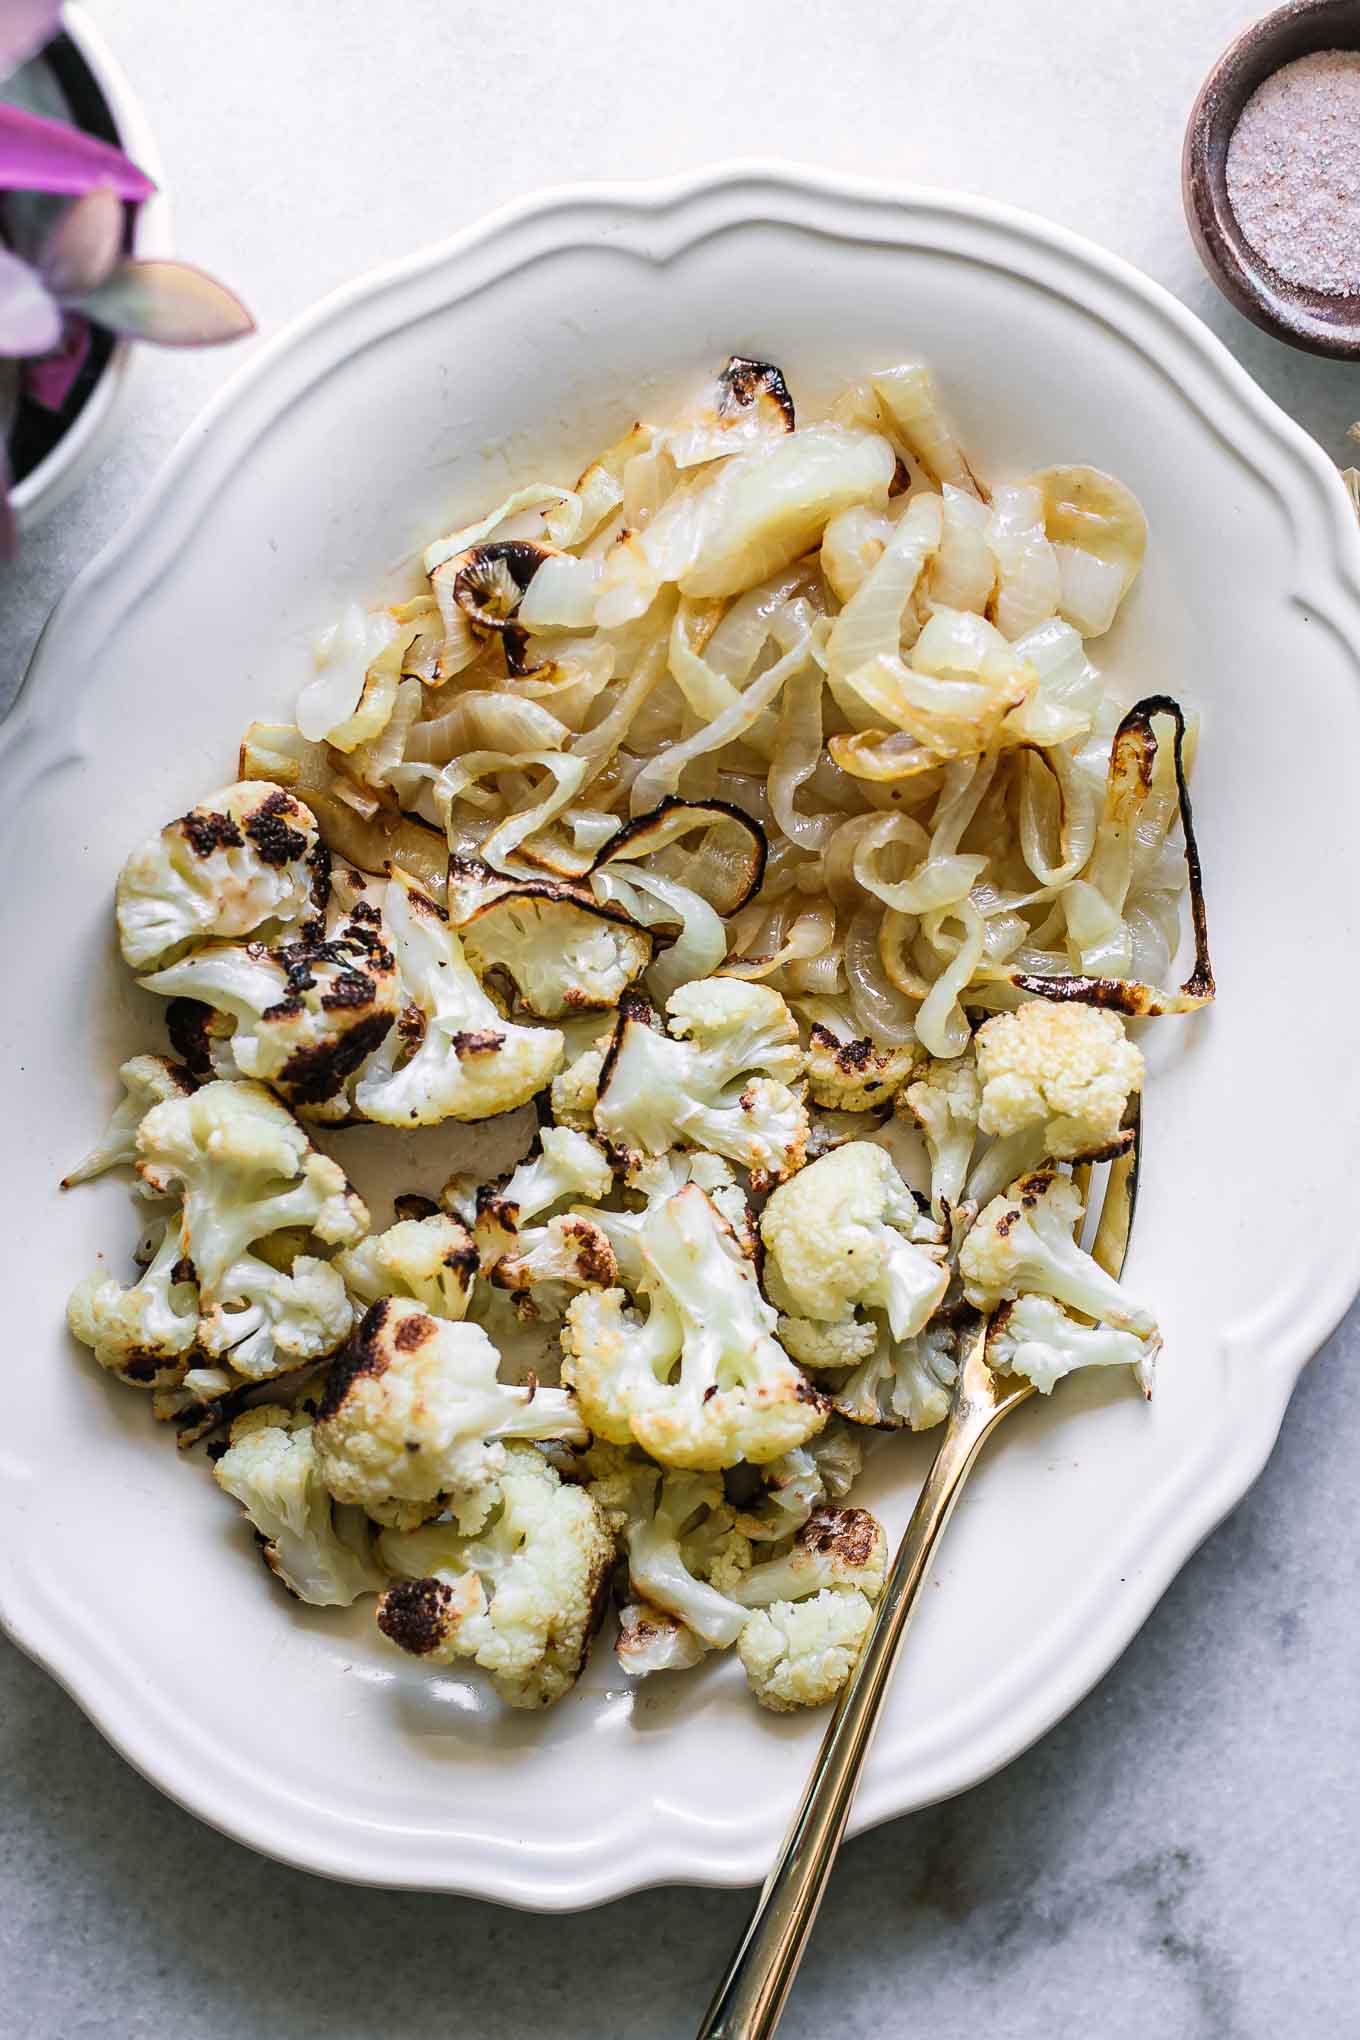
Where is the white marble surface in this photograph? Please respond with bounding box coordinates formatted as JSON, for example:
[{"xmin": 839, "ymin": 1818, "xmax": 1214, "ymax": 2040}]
[{"xmin": 2, "ymin": 2, "xmax": 1358, "ymax": 2032}]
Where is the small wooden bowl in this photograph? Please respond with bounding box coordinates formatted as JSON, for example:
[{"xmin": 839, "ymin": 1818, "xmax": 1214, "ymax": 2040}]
[{"xmin": 1184, "ymin": 0, "xmax": 1360, "ymax": 358}]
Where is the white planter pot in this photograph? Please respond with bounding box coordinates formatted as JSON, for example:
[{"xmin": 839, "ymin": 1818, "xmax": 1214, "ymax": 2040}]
[{"xmin": 8, "ymin": 3, "xmax": 171, "ymax": 528}]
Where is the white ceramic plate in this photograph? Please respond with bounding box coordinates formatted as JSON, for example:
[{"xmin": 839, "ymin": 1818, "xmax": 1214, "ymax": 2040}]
[{"xmin": 4, "ymin": 166, "xmax": 1360, "ymax": 1910}]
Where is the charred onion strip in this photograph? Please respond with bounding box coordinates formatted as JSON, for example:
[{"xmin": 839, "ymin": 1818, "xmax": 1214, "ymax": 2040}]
[
  {"xmin": 719, "ymin": 355, "xmax": 796, "ymax": 432},
  {"xmin": 589, "ymin": 796, "xmax": 768, "ymax": 916},
  {"xmin": 451, "ymin": 540, "xmax": 555, "ymax": 636},
  {"xmin": 1008, "ymin": 695, "xmax": 1213, "ymax": 1015}
]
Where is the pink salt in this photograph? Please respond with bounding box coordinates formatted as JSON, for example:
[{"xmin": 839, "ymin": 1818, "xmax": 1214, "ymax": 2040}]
[{"xmin": 1226, "ymin": 48, "xmax": 1360, "ymax": 296}]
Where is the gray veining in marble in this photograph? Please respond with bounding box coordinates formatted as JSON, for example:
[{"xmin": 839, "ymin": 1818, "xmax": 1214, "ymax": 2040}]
[{"xmin": 3, "ymin": 3, "xmax": 1358, "ymax": 2034}]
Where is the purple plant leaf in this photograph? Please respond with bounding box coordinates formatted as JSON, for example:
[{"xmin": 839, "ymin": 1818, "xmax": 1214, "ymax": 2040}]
[
  {"xmin": 0, "ymin": 104, "xmax": 154, "ymax": 198},
  {"xmin": 73, "ymin": 258, "xmax": 254, "ymax": 346},
  {"xmin": 0, "ymin": 246, "xmax": 60, "ymax": 354},
  {"xmin": 0, "ymin": 0, "xmax": 64, "ymax": 85},
  {"xmin": 22, "ymin": 310, "xmax": 88, "ymax": 408},
  {"xmin": 39, "ymin": 186, "xmax": 122, "ymax": 293}
]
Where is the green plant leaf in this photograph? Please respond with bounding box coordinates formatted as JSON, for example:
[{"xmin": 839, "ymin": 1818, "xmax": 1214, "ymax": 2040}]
[{"xmin": 71, "ymin": 258, "xmax": 254, "ymax": 346}]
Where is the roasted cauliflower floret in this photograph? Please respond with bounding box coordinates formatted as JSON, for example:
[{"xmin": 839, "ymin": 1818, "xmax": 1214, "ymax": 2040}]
[
  {"xmin": 335, "ymin": 1213, "xmax": 477, "ymax": 1320},
  {"xmin": 974, "ymin": 1001, "xmax": 1143, "ymax": 1161},
  {"xmin": 776, "ymin": 1314, "xmax": 879, "ymax": 1372},
  {"xmin": 832, "ymin": 1313, "xmax": 967, "ymax": 1431},
  {"xmin": 900, "ymin": 1049, "xmax": 981, "ymax": 1222},
  {"xmin": 115, "ymin": 781, "xmax": 326, "ymax": 970},
  {"xmin": 375, "ymin": 1444, "xmax": 615, "ymax": 1707},
  {"xmin": 593, "ymin": 982, "xmax": 808, "ymax": 1189},
  {"xmin": 761, "ymin": 1142, "xmax": 948, "ymax": 1343},
  {"xmin": 213, "ymin": 1404, "xmax": 386, "ymax": 1606},
  {"xmin": 728, "ymin": 1505, "xmax": 888, "ymax": 1609},
  {"xmin": 615, "ymin": 1600, "xmax": 707, "ymax": 1677},
  {"xmin": 562, "ymin": 1184, "xmax": 827, "ymax": 1470},
  {"xmin": 138, "ymin": 899, "xmax": 401, "ymax": 1121},
  {"xmin": 61, "ymin": 1055, "xmax": 196, "ymax": 1187},
  {"xmin": 731, "ymin": 1422, "xmax": 864, "ymax": 1544},
  {"xmin": 313, "ymin": 1296, "xmax": 588, "ymax": 1530},
  {"xmin": 595, "ymin": 1462, "xmax": 751, "ymax": 1649},
  {"xmin": 548, "ymin": 1029, "xmax": 614, "ymax": 1130},
  {"xmin": 989, "ymin": 1291, "xmax": 1159, "ymax": 1398},
  {"xmin": 737, "ymin": 1588, "xmax": 875, "ymax": 1713},
  {"xmin": 601, "ymin": 1150, "xmax": 757, "ymax": 1280},
  {"xmin": 473, "ymin": 1129, "xmax": 617, "ymax": 1314},
  {"xmin": 454, "ymin": 875, "xmax": 654, "ymax": 1019},
  {"xmin": 805, "ymin": 1016, "xmax": 918, "ymax": 1113},
  {"xmin": 474, "ymin": 1128, "xmax": 614, "ymax": 1274},
  {"xmin": 351, "ymin": 867, "xmax": 564, "ymax": 1126},
  {"xmin": 135, "ymin": 1078, "xmax": 368, "ymax": 1306},
  {"xmin": 197, "ymin": 1251, "xmax": 354, "ymax": 1383},
  {"xmin": 66, "ymin": 1217, "xmax": 200, "ymax": 1389},
  {"xmin": 959, "ymin": 1170, "xmax": 1158, "ymax": 1338}
]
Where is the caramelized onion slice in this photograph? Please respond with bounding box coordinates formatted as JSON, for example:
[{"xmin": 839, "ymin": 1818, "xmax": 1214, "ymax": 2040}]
[
  {"xmin": 1004, "ymin": 695, "xmax": 1213, "ymax": 1015},
  {"xmin": 589, "ymin": 796, "xmax": 767, "ymax": 916}
]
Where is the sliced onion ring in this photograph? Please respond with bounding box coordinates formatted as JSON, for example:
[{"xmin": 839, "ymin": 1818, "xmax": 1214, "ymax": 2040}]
[
  {"xmin": 1003, "ymin": 696, "xmax": 1213, "ymax": 1015},
  {"xmin": 589, "ymin": 795, "xmax": 767, "ymax": 915}
]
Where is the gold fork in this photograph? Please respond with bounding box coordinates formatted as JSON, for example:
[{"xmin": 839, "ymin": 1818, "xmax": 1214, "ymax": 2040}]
[{"xmin": 696, "ymin": 1124, "xmax": 1141, "ymax": 2040}]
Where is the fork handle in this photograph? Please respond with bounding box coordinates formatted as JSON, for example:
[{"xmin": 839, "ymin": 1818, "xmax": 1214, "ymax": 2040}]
[{"xmin": 695, "ymin": 1386, "xmax": 1003, "ymax": 2040}]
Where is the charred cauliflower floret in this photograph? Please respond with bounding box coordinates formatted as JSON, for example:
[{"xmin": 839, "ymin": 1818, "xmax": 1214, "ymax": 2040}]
[
  {"xmin": 66, "ymin": 1216, "xmax": 200, "ymax": 1389},
  {"xmin": 737, "ymin": 1588, "xmax": 875, "ymax": 1713},
  {"xmin": 375, "ymin": 1444, "xmax": 615, "ymax": 1707},
  {"xmin": 731, "ymin": 1422, "xmax": 864, "ymax": 1544},
  {"xmin": 61, "ymin": 1054, "xmax": 196, "ymax": 1187},
  {"xmin": 213, "ymin": 1404, "xmax": 387, "ymax": 1606},
  {"xmin": 805, "ymin": 1014, "xmax": 919, "ymax": 1113},
  {"xmin": 135, "ymin": 1078, "xmax": 368, "ymax": 1306},
  {"xmin": 615, "ymin": 1600, "xmax": 707, "ymax": 1677},
  {"xmin": 959, "ymin": 1170, "xmax": 1159, "ymax": 1341},
  {"xmin": 593, "ymin": 981, "xmax": 807, "ymax": 1189},
  {"xmin": 473, "ymin": 1128, "xmax": 617, "ymax": 1315},
  {"xmin": 312, "ymin": 1296, "xmax": 588, "ymax": 1531},
  {"xmin": 727, "ymin": 1505, "xmax": 888, "ymax": 1610},
  {"xmin": 351, "ymin": 867, "xmax": 564, "ymax": 1126},
  {"xmin": 335, "ymin": 1212, "xmax": 477, "ymax": 1320},
  {"xmin": 989, "ymin": 1291, "xmax": 1159, "ymax": 1398},
  {"xmin": 115, "ymin": 781, "xmax": 326, "ymax": 970},
  {"xmin": 562, "ymin": 1183, "xmax": 827, "ymax": 1470},
  {"xmin": 900, "ymin": 1049, "xmax": 981, "ymax": 1222},
  {"xmin": 474, "ymin": 1128, "xmax": 614, "ymax": 1276},
  {"xmin": 974, "ymin": 1001, "xmax": 1143, "ymax": 1161},
  {"xmin": 138, "ymin": 898, "xmax": 401, "ymax": 1121},
  {"xmin": 451, "ymin": 865, "xmax": 654, "ymax": 1019},
  {"xmin": 761, "ymin": 1142, "xmax": 948, "ymax": 1346}
]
